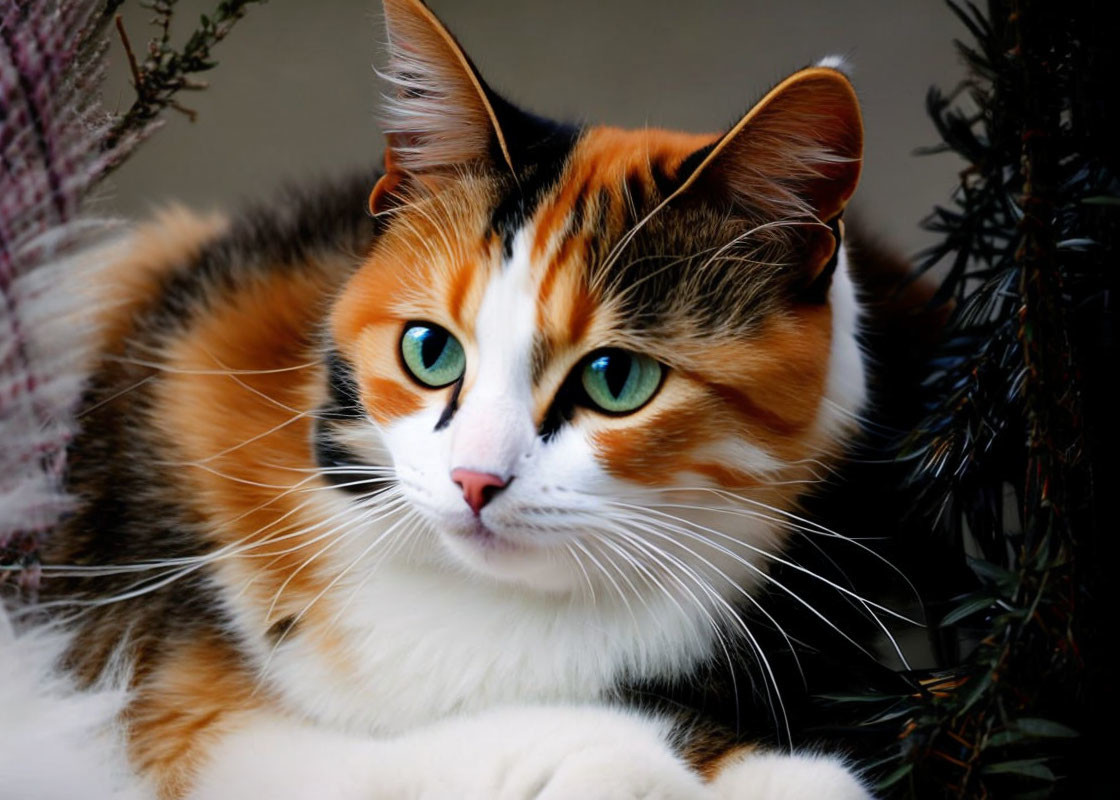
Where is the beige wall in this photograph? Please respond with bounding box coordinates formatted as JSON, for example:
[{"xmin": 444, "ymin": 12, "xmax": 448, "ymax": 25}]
[{"xmin": 105, "ymin": 0, "xmax": 964, "ymax": 254}]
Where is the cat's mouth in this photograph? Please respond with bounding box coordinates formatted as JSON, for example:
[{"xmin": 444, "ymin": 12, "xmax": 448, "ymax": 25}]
[
  {"xmin": 435, "ymin": 515, "xmax": 583, "ymax": 592},
  {"xmin": 450, "ymin": 520, "xmax": 526, "ymax": 554}
]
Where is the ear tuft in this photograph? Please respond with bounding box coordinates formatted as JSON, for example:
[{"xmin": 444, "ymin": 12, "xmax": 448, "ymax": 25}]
[{"xmin": 815, "ymin": 54, "xmax": 852, "ymax": 75}]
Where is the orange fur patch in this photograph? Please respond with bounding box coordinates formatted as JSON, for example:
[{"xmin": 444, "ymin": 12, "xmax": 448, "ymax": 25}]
[
  {"xmin": 593, "ymin": 398, "xmax": 721, "ymax": 486},
  {"xmin": 93, "ymin": 207, "xmax": 228, "ymax": 355},
  {"xmin": 128, "ymin": 640, "xmax": 259, "ymax": 799},
  {"xmin": 365, "ymin": 375, "xmax": 425, "ymax": 423},
  {"xmin": 157, "ymin": 265, "xmax": 341, "ymax": 616},
  {"xmin": 530, "ymin": 126, "xmax": 713, "ymax": 261},
  {"xmin": 446, "ymin": 256, "xmax": 479, "ymax": 327},
  {"xmin": 699, "ymin": 743, "xmax": 758, "ymax": 783}
]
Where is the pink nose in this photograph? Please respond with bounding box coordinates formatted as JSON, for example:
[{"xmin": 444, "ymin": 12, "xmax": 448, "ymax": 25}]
[{"xmin": 450, "ymin": 468, "xmax": 509, "ymax": 515}]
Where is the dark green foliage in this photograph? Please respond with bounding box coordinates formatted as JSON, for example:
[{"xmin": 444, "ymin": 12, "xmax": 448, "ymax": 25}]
[{"xmin": 854, "ymin": 1, "xmax": 1118, "ymax": 797}]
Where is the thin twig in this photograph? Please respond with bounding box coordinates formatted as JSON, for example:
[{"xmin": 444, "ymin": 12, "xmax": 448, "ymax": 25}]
[{"xmin": 114, "ymin": 14, "xmax": 143, "ymax": 93}]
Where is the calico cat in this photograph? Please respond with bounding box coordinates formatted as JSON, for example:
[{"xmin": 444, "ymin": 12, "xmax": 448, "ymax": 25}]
[{"xmin": 36, "ymin": 0, "xmax": 883, "ymax": 796}]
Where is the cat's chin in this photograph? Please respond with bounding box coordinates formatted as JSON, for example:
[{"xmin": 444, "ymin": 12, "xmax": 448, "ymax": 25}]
[{"xmin": 436, "ymin": 522, "xmax": 579, "ymax": 594}]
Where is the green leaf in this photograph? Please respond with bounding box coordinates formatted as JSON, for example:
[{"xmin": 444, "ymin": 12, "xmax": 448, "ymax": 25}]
[
  {"xmin": 966, "ymin": 556, "xmax": 1018, "ymax": 591},
  {"xmin": 987, "ymin": 730, "xmax": 1023, "ymax": 748},
  {"xmin": 1082, "ymin": 195, "xmax": 1120, "ymax": 206},
  {"xmin": 957, "ymin": 670, "xmax": 993, "ymax": 715},
  {"xmin": 940, "ymin": 594, "xmax": 996, "ymax": 627},
  {"xmin": 1013, "ymin": 718, "xmax": 1079, "ymax": 738},
  {"xmin": 982, "ymin": 759, "xmax": 1056, "ymax": 781},
  {"xmin": 864, "ymin": 706, "xmax": 916, "ymax": 725}
]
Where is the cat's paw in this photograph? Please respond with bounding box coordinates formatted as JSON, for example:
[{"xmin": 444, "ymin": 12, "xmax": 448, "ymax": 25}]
[
  {"xmin": 524, "ymin": 744, "xmax": 714, "ymax": 800},
  {"xmin": 708, "ymin": 752, "xmax": 871, "ymax": 800},
  {"xmin": 439, "ymin": 707, "xmax": 714, "ymax": 800}
]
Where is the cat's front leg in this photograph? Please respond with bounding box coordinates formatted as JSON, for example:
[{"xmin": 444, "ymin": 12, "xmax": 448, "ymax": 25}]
[
  {"xmin": 188, "ymin": 706, "xmax": 715, "ymax": 800},
  {"xmin": 707, "ymin": 750, "xmax": 872, "ymax": 800}
]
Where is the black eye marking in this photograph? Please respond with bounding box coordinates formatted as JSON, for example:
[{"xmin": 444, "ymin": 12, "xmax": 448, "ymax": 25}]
[
  {"xmin": 539, "ymin": 374, "xmax": 581, "ymax": 442},
  {"xmin": 434, "ymin": 376, "xmax": 464, "ymax": 432}
]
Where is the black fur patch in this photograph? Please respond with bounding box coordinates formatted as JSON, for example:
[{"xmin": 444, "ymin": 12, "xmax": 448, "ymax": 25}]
[
  {"xmin": 799, "ymin": 215, "xmax": 843, "ymax": 304},
  {"xmin": 313, "ymin": 420, "xmax": 372, "ymax": 494},
  {"xmin": 594, "ymin": 203, "xmax": 790, "ymax": 338},
  {"xmin": 316, "ymin": 350, "xmax": 394, "ymax": 496},
  {"xmin": 676, "ymin": 141, "xmax": 717, "ymax": 185},
  {"xmin": 323, "ymin": 349, "xmax": 364, "ymax": 420},
  {"xmin": 486, "ymin": 98, "xmax": 582, "ymax": 258}
]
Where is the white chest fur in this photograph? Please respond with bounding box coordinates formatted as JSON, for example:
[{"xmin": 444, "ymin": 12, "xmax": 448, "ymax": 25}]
[{"xmin": 253, "ymin": 559, "xmax": 715, "ymax": 735}]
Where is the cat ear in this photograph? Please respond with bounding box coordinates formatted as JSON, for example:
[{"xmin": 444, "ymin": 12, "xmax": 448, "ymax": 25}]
[
  {"xmin": 372, "ymin": 0, "xmax": 513, "ymax": 212},
  {"xmin": 674, "ymin": 66, "xmax": 863, "ymax": 294}
]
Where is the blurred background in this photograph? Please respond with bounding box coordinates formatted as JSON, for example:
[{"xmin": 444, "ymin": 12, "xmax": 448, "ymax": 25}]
[{"xmin": 103, "ymin": 0, "xmax": 965, "ymax": 255}]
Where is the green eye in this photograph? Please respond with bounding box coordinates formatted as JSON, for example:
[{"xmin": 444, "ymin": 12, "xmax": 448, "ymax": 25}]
[
  {"xmin": 580, "ymin": 349, "xmax": 664, "ymax": 414},
  {"xmin": 400, "ymin": 322, "xmax": 466, "ymax": 388}
]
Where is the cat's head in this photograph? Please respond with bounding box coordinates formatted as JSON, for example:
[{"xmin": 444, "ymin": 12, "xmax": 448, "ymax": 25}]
[{"xmin": 323, "ymin": 0, "xmax": 866, "ymax": 596}]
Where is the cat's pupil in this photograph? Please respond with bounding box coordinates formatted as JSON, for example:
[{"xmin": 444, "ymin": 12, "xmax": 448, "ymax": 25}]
[
  {"xmin": 602, "ymin": 353, "xmax": 632, "ymax": 398},
  {"xmin": 420, "ymin": 327, "xmax": 449, "ymax": 368}
]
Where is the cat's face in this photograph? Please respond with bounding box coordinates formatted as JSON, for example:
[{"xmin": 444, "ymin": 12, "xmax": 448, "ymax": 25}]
[{"xmin": 323, "ymin": 0, "xmax": 866, "ymax": 597}]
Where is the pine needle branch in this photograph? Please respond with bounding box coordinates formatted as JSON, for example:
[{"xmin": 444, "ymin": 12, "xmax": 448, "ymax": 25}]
[{"xmin": 845, "ymin": 1, "xmax": 1117, "ymax": 796}]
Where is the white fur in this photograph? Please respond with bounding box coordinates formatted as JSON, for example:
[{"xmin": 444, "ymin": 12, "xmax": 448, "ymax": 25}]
[
  {"xmin": 818, "ymin": 246, "xmax": 868, "ymax": 438},
  {"xmin": 189, "ymin": 706, "xmax": 871, "ymax": 800},
  {"xmin": 255, "ymin": 553, "xmax": 715, "ymax": 734},
  {"xmin": 189, "ymin": 706, "xmax": 709, "ymax": 800},
  {"xmin": 711, "ymin": 751, "xmax": 871, "ymax": 800},
  {"xmin": 450, "ymin": 226, "xmax": 539, "ymax": 479},
  {"xmin": 815, "ymin": 54, "xmax": 853, "ymax": 75},
  {"xmin": 0, "ymin": 606, "xmax": 149, "ymax": 800}
]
